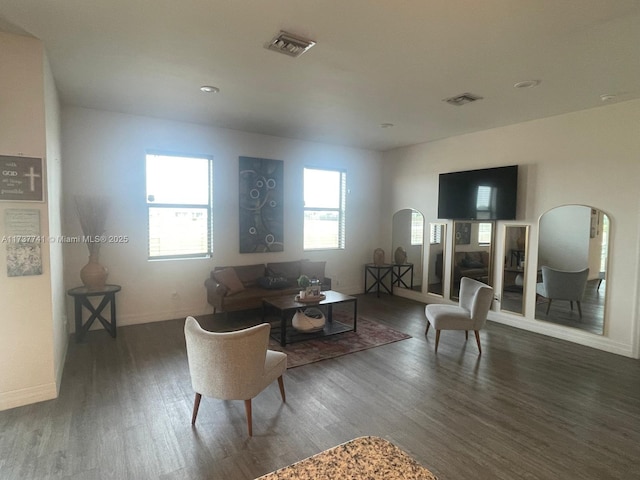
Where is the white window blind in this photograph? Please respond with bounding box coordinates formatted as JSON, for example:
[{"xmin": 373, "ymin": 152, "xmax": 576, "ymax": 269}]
[
  {"xmin": 303, "ymin": 168, "xmax": 346, "ymax": 250},
  {"xmin": 146, "ymin": 153, "xmax": 213, "ymax": 259}
]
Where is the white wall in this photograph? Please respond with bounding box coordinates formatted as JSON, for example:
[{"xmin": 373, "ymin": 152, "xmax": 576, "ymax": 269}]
[
  {"xmin": 382, "ymin": 99, "xmax": 640, "ymax": 358},
  {"xmin": 62, "ymin": 107, "xmax": 382, "ymax": 327},
  {"xmin": 43, "ymin": 53, "xmax": 67, "ymax": 391},
  {"xmin": 0, "ymin": 33, "xmax": 59, "ymax": 410}
]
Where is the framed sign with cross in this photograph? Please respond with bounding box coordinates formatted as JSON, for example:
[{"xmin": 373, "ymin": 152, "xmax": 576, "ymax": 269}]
[{"xmin": 0, "ymin": 155, "xmax": 44, "ymax": 202}]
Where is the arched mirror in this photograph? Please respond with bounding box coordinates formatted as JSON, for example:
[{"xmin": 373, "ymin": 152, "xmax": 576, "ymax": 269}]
[
  {"xmin": 391, "ymin": 209, "xmax": 424, "ymax": 292},
  {"xmin": 536, "ymin": 205, "xmax": 609, "ymax": 334},
  {"xmin": 501, "ymin": 225, "xmax": 529, "ymax": 315},
  {"xmin": 451, "ymin": 221, "xmax": 495, "ymax": 300},
  {"xmin": 427, "ymin": 223, "xmax": 446, "ymax": 296}
]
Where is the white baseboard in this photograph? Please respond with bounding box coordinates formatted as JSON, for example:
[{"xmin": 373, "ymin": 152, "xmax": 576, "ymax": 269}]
[
  {"xmin": 0, "ymin": 383, "xmax": 58, "ymax": 411},
  {"xmin": 489, "ymin": 311, "xmax": 635, "ymax": 358}
]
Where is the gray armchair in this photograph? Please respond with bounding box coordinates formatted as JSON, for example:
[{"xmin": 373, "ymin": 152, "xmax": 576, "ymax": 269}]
[
  {"xmin": 424, "ymin": 277, "xmax": 494, "ymax": 354},
  {"xmin": 536, "ymin": 266, "xmax": 589, "ymax": 318},
  {"xmin": 184, "ymin": 317, "xmax": 287, "ymax": 436}
]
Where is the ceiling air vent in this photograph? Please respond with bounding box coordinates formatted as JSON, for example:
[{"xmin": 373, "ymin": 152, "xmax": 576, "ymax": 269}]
[
  {"xmin": 265, "ymin": 31, "xmax": 316, "ymax": 58},
  {"xmin": 444, "ymin": 92, "xmax": 484, "ymax": 106}
]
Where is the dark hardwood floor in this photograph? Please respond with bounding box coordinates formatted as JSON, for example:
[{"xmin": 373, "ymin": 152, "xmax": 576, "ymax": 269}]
[
  {"xmin": 534, "ymin": 279, "xmax": 605, "ymax": 333},
  {"xmin": 1, "ymin": 294, "xmax": 639, "ymax": 479}
]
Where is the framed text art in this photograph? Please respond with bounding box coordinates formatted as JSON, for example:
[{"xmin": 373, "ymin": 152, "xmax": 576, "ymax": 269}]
[
  {"xmin": 239, "ymin": 156, "xmax": 284, "ymax": 253},
  {"xmin": 0, "ymin": 155, "xmax": 44, "ymax": 202},
  {"xmin": 4, "ymin": 208, "xmax": 43, "ymax": 277}
]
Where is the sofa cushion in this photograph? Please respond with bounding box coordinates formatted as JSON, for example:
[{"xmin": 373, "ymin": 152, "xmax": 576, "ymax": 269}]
[
  {"xmin": 300, "ymin": 260, "xmax": 326, "ymax": 280},
  {"xmin": 267, "ymin": 261, "xmax": 301, "ymax": 280},
  {"xmin": 461, "ymin": 257, "xmax": 485, "ymax": 268},
  {"xmin": 232, "ymin": 264, "xmax": 267, "ymax": 287},
  {"xmin": 213, "ymin": 268, "xmax": 245, "ymax": 296},
  {"xmin": 454, "ymin": 251, "xmax": 467, "ymax": 265},
  {"xmin": 257, "ymin": 276, "xmax": 291, "ymax": 290}
]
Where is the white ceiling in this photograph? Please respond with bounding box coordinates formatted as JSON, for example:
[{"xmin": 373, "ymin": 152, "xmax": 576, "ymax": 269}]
[{"xmin": 1, "ymin": 0, "xmax": 639, "ymax": 151}]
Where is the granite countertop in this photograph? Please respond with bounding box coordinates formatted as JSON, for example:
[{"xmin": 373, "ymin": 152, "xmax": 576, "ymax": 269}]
[{"xmin": 256, "ymin": 435, "xmax": 437, "ymax": 479}]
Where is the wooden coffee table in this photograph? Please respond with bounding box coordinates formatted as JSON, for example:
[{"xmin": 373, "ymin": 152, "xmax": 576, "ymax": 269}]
[{"xmin": 262, "ymin": 290, "xmax": 357, "ymax": 346}]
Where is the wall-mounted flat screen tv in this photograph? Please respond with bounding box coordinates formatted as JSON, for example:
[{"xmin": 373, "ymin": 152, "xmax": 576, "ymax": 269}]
[{"xmin": 437, "ymin": 165, "xmax": 518, "ymax": 220}]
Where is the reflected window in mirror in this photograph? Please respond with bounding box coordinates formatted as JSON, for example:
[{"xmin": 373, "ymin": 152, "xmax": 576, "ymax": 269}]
[
  {"xmin": 391, "ymin": 209, "xmax": 424, "ymax": 292},
  {"xmin": 427, "ymin": 223, "xmax": 446, "ymax": 297},
  {"xmin": 535, "ymin": 205, "xmax": 609, "ymax": 335},
  {"xmin": 501, "ymin": 225, "xmax": 528, "ymax": 316},
  {"xmin": 451, "ymin": 221, "xmax": 495, "ymax": 300},
  {"xmin": 411, "ymin": 211, "xmax": 424, "ymax": 246}
]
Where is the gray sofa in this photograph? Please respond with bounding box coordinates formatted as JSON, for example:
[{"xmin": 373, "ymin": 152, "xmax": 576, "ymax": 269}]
[
  {"xmin": 204, "ymin": 259, "xmax": 331, "ymax": 313},
  {"xmin": 453, "ymin": 251, "xmax": 490, "ymax": 284}
]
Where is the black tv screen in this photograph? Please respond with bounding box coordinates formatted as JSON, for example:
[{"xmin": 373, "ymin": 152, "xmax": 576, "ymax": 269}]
[{"xmin": 437, "ymin": 165, "xmax": 518, "ymax": 220}]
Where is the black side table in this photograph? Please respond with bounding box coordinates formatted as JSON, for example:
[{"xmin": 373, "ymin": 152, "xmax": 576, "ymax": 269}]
[
  {"xmin": 392, "ymin": 263, "xmax": 414, "ymax": 290},
  {"xmin": 364, "ymin": 264, "xmax": 393, "ymax": 297},
  {"xmin": 67, "ymin": 284, "xmax": 121, "ymax": 342}
]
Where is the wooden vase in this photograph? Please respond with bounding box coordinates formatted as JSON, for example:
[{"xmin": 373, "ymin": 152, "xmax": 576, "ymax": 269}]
[{"xmin": 80, "ymin": 254, "xmax": 108, "ymax": 290}]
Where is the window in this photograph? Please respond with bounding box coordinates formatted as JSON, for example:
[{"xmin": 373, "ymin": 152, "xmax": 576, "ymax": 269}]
[
  {"xmin": 478, "ymin": 222, "xmax": 493, "ymax": 245},
  {"xmin": 410, "ymin": 211, "xmax": 424, "ymax": 245},
  {"xmin": 303, "ymin": 167, "xmax": 346, "ymax": 250},
  {"xmin": 476, "ymin": 185, "xmax": 493, "ymax": 210},
  {"xmin": 146, "ymin": 153, "xmax": 212, "ymax": 259},
  {"xmin": 430, "ymin": 224, "xmax": 442, "ymax": 244},
  {"xmin": 600, "ymin": 215, "xmax": 609, "ymax": 272}
]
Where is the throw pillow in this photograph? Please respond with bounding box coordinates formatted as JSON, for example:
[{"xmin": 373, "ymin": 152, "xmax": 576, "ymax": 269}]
[
  {"xmin": 266, "ymin": 261, "xmax": 301, "ymax": 280},
  {"xmin": 468, "ymin": 260, "xmax": 485, "ymax": 268},
  {"xmin": 213, "ymin": 268, "xmax": 245, "ymax": 296},
  {"xmin": 461, "ymin": 258, "xmax": 484, "ymax": 268},
  {"xmin": 257, "ymin": 276, "xmax": 290, "ymax": 290}
]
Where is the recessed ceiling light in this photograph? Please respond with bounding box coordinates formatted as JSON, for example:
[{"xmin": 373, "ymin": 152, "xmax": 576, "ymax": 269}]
[
  {"xmin": 200, "ymin": 85, "xmax": 220, "ymax": 93},
  {"xmin": 600, "ymin": 94, "xmax": 616, "ymax": 102},
  {"xmin": 514, "ymin": 80, "xmax": 541, "ymax": 89},
  {"xmin": 380, "ymin": 123, "xmax": 394, "ymax": 128}
]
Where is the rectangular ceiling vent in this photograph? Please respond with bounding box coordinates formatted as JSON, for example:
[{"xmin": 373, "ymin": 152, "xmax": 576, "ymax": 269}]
[
  {"xmin": 266, "ymin": 31, "xmax": 316, "ymax": 58},
  {"xmin": 444, "ymin": 92, "xmax": 484, "ymax": 106}
]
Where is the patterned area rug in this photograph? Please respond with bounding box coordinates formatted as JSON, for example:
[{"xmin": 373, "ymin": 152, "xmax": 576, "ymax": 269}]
[{"xmin": 268, "ymin": 317, "xmax": 411, "ymax": 368}]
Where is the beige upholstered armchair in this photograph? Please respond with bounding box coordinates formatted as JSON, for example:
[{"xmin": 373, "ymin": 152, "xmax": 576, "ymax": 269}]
[
  {"xmin": 424, "ymin": 277, "xmax": 494, "ymax": 354},
  {"xmin": 184, "ymin": 317, "xmax": 287, "ymax": 436},
  {"xmin": 536, "ymin": 266, "xmax": 589, "ymax": 319}
]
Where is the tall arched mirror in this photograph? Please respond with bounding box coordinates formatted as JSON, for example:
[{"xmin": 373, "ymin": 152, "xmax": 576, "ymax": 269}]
[
  {"xmin": 450, "ymin": 221, "xmax": 495, "ymax": 300},
  {"xmin": 427, "ymin": 223, "xmax": 446, "ymax": 296},
  {"xmin": 391, "ymin": 209, "xmax": 424, "ymax": 292},
  {"xmin": 501, "ymin": 225, "xmax": 529, "ymax": 315},
  {"xmin": 536, "ymin": 205, "xmax": 609, "ymax": 334}
]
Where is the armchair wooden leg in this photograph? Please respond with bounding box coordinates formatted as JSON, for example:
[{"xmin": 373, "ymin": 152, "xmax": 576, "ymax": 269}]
[
  {"xmin": 474, "ymin": 330, "xmax": 482, "ymax": 354},
  {"xmin": 244, "ymin": 399, "xmax": 253, "ymax": 436},
  {"xmin": 546, "ymin": 299, "xmax": 552, "ymax": 315},
  {"xmin": 465, "ymin": 330, "xmax": 469, "ymax": 340},
  {"xmin": 191, "ymin": 393, "xmax": 202, "ymax": 425},
  {"xmin": 577, "ymin": 301, "xmax": 583, "ymax": 319},
  {"xmin": 425, "ymin": 321, "xmax": 431, "ymax": 335},
  {"xmin": 277, "ymin": 375, "xmax": 286, "ymax": 403},
  {"xmin": 435, "ymin": 330, "xmax": 441, "ymax": 352}
]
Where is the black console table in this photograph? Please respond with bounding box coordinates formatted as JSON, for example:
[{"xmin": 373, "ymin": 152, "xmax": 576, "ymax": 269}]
[
  {"xmin": 67, "ymin": 284, "xmax": 121, "ymax": 342},
  {"xmin": 392, "ymin": 263, "xmax": 414, "ymax": 290},
  {"xmin": 364, "ymin": 264, "xmax": 393, "ymax": 297},
  {"xmin": 510, "ymin": 249, "xmax": 525, "ymax": 267}
]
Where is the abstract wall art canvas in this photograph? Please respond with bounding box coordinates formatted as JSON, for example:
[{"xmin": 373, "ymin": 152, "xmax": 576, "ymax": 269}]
[
  {"xmin": 455, "ymin": 222, "xmax": 471, "ymax": 245},
  {"xmin": 239, "ymin": 156, "xmax": 284, "ymax": 253}
]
